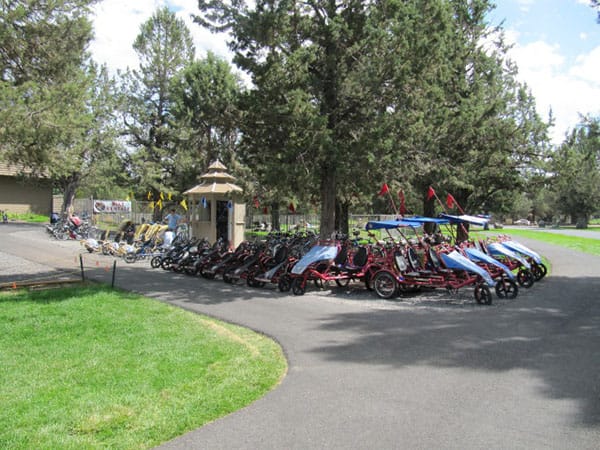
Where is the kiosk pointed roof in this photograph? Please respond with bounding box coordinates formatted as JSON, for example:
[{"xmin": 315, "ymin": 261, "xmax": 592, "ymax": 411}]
[{"xmin": 183, "ymin": 160, "xmax": 243, "ymax": 195}]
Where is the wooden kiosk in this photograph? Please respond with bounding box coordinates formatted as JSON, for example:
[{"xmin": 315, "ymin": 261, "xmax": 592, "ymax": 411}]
[{"xmin": 183, "ymin": 160, "xmax": 245, "ymax": 248}]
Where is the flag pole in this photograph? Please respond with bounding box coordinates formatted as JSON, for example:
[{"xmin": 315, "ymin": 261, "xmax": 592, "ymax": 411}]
[
  {"xmin": 429, "ymin": 189, "xmax": 457, "ymax": 242},
  {"xmin": 387, "ymin": 191, "xmax": 398, "ymax": 216}
]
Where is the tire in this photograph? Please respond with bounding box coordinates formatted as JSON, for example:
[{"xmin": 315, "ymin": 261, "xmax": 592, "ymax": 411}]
[
  {"xmin": 184, "ymin": 266, "xmax": 198, "ymax": 276},
  {"xmin": 292, "ymin": 277, "xmax": 306, "ymax": 295},
  {"xmin": 373, "ymin": 271, "xmax": 398, "ymax": 299},
  {"xmin": 150, "ymin": 256, "xmax": 162, "ymax": 269},
  {"xmin": 517, "ymin": 269, "xmax": 534, "ymax": 288},
  {"xmin": 200, "ymin": 267, "xmax": 216, "ymax": 280},
  {"xmin": 278, "ymin": 275, "xmax": 292, "ymax": 292},
  {"xmin": 531, "ymin": 262, "xmax": 547, "ymax": 281},
  {"xmin": 335, "ymin": 277, "xmax": 350, "ymax": 287},
  {"xmin": 56, "ymin": 230, "xmax": 69, "ymax": 241},
  {"xmin": 124, "ymin": 253, "xmax": 137, "ymax": 264},
  {"xmin": 474, "ymin": 284, "xmax": 493, "ymax": 305},
  {"xmin": 246, "ymin": 272, "xmax": 265, "ymax": 288},
  {"xmin": 161, "ymin": 257, "xmax": 173, "ymax": 270},
  {"xmin": 495, "ymin": 278, "xmax": 519, "ymax": 299},
  {"xmin": 223, "ymin": 268, "xmax": 234, "ymax": 284}
]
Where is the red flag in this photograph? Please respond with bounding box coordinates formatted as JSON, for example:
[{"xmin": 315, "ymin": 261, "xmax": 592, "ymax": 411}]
[
  {"xmin": 253, "ymin": 195, "xmax": 260, "ymax": 209},
  {"xmin": 398, "ymin": 190, "xmax": 407, "ymax": 214},
  {"xmin": 262, "ymin": 206, "xmax": 269, "ymax": 214},
  {"xmin": 446, "ymin": 193, "xmax": 456, "ymax": 209},
  {"xmin": 378, "ymin": 183, "xmax": 389, "ymax": 196},
  {"xmin": 426, "ymin": 186, "xmax": 436, "ymax": 201},
  {"xmin": 288, "ymin": 202, "xmax": 296, "ymax": 213}
]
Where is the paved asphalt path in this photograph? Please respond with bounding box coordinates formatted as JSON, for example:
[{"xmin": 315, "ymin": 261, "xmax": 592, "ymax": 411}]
[{"xmin": 2, "ymin": 223, "xmax": 600, "ymax": 449}]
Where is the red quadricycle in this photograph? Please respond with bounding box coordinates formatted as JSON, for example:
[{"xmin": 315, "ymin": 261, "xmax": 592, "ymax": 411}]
[
  {"xmin": 366, "ymin": 218, "xmax": 496, "ymax": 304},
  {"xmin": 287, "ymin": 235, "xmax": 379, "ymax": 295}
]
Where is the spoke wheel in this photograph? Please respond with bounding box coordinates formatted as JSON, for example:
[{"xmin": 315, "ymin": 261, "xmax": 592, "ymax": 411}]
[
  {"xmin": 531, "ymin": 262, "xmax": 547, "ymax": 281},
  {"xmin": 292, "ymin": 277, "xmax": 306, "ymax": 296},
  {"xmin": 517, "ymin": 269, "xmax": 534, "ymax": 288},
  {"xmin": 495, "ymin": 278, "xmax": 519, "ymax": 299},
  {"xmin": 474, "ymin": 284, "xmax": 493, "ymax": 305},
  {"xmin": 335, "ymin": 277, "xmax": 351, "ymax": 287},
  {"xmin": 160, "ymin": 257, "xmax": 173, "ymax": 270},
  {"xmin": 200, "ymin": 267, "xmax": 216, "ymax": 279},
  {"xmin": 373, "ymin": 271, "xmax": 398, "ymax": 299},
  {"xmin": 278, "ymin": 275, "xmax": 292, "ymax": 292},
  {"xmin": 223, "ymin": 269, "xmax": 234, "ymax": 284},
  {"xmin": 124, "ymin": 253, "xmax": 137, "ymax": 264}
]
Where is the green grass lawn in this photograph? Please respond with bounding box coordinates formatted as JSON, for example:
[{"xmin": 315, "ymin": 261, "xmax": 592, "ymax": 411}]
[
  {"xmin": 0, "ymin": 285, "xmax": 287, "ymax": 450},
  {"xmin": 4, "ymin": 212, "xmax": 49, "ymax": 223},
  {"xmin": 475, "ymin": 228, "xmax": 600, "ymax": 257}
]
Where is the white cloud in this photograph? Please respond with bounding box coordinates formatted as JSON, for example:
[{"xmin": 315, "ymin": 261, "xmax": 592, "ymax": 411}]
[
  {"xmin": 516, "ymin": 0, "xmax": 535, "ymax": 13},
  {"xmin": 89, "ymin": 0, "xmax": 232, "ymax": 73},
  {"xmin": 571, "ymin": 46, "xmax": 600, "ymax": 83},
  {"xmin": 504, "ymin": 31, "xmax": 600, "ymax": 144}
]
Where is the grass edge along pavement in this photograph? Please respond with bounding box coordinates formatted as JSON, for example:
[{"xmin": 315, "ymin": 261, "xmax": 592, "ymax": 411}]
[
  {"xmin": 0, "ymin": 284, "xmax": 287, "ymax": 450},
  {"xmin": 477, "ymin": 228, "xmax": 600, "ymax": 257}
]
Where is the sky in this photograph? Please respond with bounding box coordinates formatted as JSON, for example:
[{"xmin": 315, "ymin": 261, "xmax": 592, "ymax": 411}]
[{"xmin": 89, "ymin": 0, "xmax": 600, "ymax": 145}]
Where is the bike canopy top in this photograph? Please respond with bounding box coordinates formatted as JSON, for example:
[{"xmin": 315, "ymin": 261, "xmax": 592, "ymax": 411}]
[
  {"xmin": 440, "ymin": 250, "xmax": 495, "ymax": 286},
  {"xmin": 365, "ymin": 219, "xmax": 423, "ymax": 230},
  {"xmin": 439, "ymin": 213, "xmax": 489, "ymax": 227}
]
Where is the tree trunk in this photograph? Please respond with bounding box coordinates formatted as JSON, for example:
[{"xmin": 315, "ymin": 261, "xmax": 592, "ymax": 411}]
[
  {"xmin": 320, "ymin": 165, "xmax": 336, "ymax": 239},
  {"xmin": 62, "ymin": 174, "xmax": 80, "ymax": 217},
  {"xmin": 335, "ymin": 199, "xmax": 349, "ymax": 235},
  {"xmin": 270, "ymin": 201, "xmax": 280, "ymax": 231},
  {"xmin": 423, "ymin": 198, "xmax": 436, "ymax": 235},
  {"xmin": 575, "ymin": 214, "xmax": 588, "ymax": 229}
]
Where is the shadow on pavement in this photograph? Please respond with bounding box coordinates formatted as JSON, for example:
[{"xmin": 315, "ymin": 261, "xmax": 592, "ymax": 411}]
[{"xmin": 308, "ymin": 274, "xmax": 600, "ymax": 427}]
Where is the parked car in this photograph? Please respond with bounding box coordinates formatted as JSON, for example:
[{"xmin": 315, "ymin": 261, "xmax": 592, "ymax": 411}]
[{"xmin": 514, "ymin": 219, "xmax": 530, "ymax": 226}]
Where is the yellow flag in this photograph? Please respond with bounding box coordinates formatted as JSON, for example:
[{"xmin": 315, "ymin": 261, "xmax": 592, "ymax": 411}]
[
  {"xmin": 167, "ymin": 192, "xmax": 173, "ymax": 200},
  {"xmin": 157, "ymin": 198, "xmax": 163, "ymax": 210},
  {"xmin": 159, "ymin": 192, "xmax": 164, "ymax": 200},
  {"xmin": 180, "ymin": 198, "xmax": 188, "ymax": 211},
  {"xmin": 149, "ymin": 201, "xmax": 154, "ymax": 210},
  {"xmin": 147, "ymin": 191, "xmax": 152, "ymax": 200},
  {"xmin": 125, "ymin": 194, "xmax": 130, "ymax": 201}
]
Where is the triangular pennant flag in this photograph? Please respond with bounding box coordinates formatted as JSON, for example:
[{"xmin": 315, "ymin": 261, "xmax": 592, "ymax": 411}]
[
  {"xmin": 180, "ymin": 198, "xmax": 188, "ymax": 211},
  {"xmin": 378, "ymin": 183, "xmax": 389, "ymax": 196},
  {"xmin": 426, "ymin": 186, "xmax": 436, "ymax": 201},
  {"xmin": 446, "ymin": 193, "xmax": 457, "ymax": 209}
]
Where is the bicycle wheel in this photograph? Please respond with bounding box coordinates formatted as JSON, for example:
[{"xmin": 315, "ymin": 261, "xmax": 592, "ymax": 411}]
[
  {"xmin": 495, "ymin": 278, "xmax": 518, "ymax": 299},
  {"xmin": 150, "ymin": 256, "xmax": 162, "ymax": 269},
  {"xmin": 292, "ymin": 277, "xmax": 306, "ymax": 295},
  {"xmin": 373, "ymin": 271, "xmax": 397, "ymax": 299},
  {"xmin": 474, "ymin": 284, "xmax": 493, "ymax": 305}
]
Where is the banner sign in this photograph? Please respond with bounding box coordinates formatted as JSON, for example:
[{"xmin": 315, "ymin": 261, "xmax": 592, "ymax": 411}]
[{"xmin": 93, "ymin": 200, "xmax": 132, "ymax": 213}]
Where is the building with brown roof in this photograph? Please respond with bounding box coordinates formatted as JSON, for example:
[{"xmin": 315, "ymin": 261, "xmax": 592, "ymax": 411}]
[{"xmin": 0, "ymin": 163, "xmax": 52, "ymax": 216}]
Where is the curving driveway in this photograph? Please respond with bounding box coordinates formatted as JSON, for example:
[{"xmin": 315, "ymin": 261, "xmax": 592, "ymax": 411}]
[{"xmin": 2, "ymin": 224, "xmax": 599, "ymax": 449}]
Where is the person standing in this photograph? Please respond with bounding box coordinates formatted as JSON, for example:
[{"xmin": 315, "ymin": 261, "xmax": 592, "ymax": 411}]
[{"xmin": 164, "ymin": 209, "xmax": 182, "ymax": 232}]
